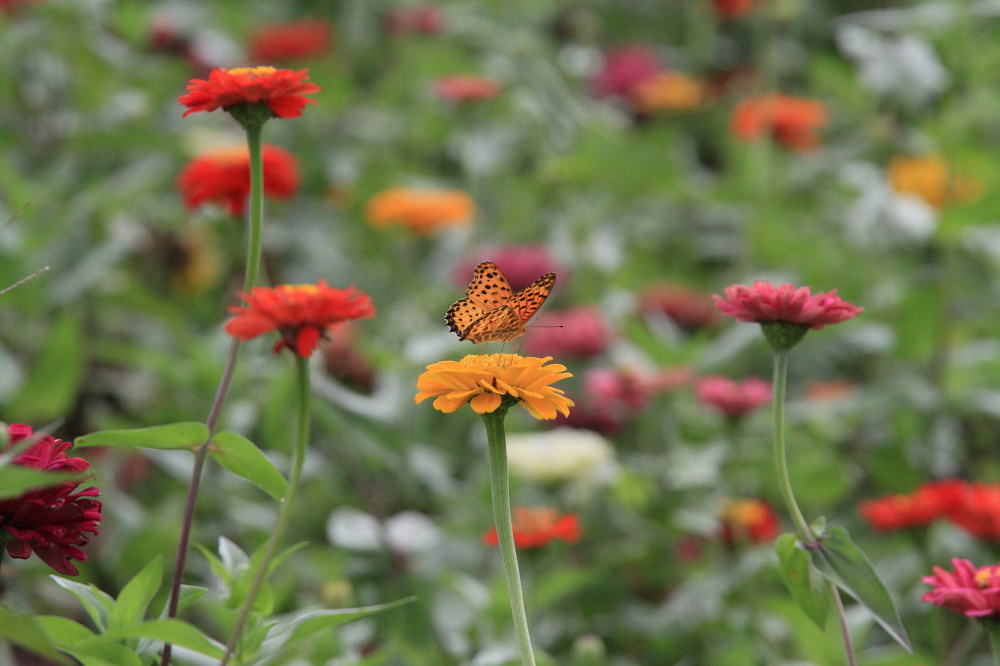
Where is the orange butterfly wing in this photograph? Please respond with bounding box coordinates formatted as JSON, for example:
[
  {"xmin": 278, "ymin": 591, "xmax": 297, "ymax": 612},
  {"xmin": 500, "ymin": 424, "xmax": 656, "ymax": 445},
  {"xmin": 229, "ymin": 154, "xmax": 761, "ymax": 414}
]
[{"xmin": 445, "ymin": 262, "xmax": 556, "ymax": 343}]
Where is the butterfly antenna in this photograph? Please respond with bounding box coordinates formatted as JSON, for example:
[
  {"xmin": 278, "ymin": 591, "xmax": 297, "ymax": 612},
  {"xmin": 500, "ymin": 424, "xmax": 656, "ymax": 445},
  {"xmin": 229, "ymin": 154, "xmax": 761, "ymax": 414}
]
[{"xmin": 0, "ymin": 266, "xmax": 50, "ymax": 296}]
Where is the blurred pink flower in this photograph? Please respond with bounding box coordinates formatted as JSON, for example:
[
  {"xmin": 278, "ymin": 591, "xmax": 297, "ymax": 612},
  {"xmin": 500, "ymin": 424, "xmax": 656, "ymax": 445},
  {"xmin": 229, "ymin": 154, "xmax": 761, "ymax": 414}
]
[
  {"xmin": 696, "ymin": 376, "xmax": 771, "ymax": 418},
  {"xmin": 923, "ymin": 558, "xmax": 1000, "ymax": 619},
  {"xmin": 385, "ymin": 4, "xmax": 446, "ymax": 35},
  {"xmin": 453, "ymin": 246, "xmax": 562, "ymax": 292},
  {"xmin": 591, "ymin": 45, "xmax": 661, "ymax": 98},
  {"xmin": 714, "ymin": 281, "xmax": 863, "ymax": 330},
  {"xmin": 434, "ymin": 75, "xmax": 500, "ymax": 102},
  {"xmin": 524, "ymin": 307, "xmax": 611, "ymax": 359},
  {"xmin": 639, "ymin": 283, "xmax": 718, "ymax": 332},
  {"xmin": 0, "ymin": 424, "xmax": 102, "ymax": 576}
]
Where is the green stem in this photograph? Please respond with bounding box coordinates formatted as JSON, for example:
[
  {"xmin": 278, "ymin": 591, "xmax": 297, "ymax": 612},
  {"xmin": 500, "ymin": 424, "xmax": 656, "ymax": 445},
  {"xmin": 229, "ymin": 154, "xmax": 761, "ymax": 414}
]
[
  {"xmin": 771, "ymin": 349, "xmax": 810, "ymax": 540},
  {"xmin": 219, "ymin": 355, "xmax": 311, "ymax": 666},
  {"xmin": 988, "ymin": 621, "xmax": 1000, "ymax": 666},
  {"xmin": 482, "ymin": 407, "xmax": 536, "ymax": 666},
  {"xmin": 162, "ymin": 122, "xmax": 267, "ymax": 666},
  {"xmin": 830, "ymin": 581, "xmax": 857, "ymax": 666}
]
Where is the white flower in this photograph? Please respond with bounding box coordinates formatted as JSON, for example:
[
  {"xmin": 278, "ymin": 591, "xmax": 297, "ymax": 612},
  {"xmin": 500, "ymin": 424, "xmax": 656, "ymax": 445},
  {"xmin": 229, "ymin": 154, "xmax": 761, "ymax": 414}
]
[{"xmin": 505, "ymin": 428, "xmax": 615, "ymax": 484}]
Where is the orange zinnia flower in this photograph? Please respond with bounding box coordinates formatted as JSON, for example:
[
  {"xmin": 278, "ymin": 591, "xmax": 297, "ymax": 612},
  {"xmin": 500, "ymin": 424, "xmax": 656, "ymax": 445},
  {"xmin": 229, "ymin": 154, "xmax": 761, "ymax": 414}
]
[
  {"xmin": 249, "ymin": 20, "xmax": 333, "ymax": 62},
  {"xmin": 719, "ymin": 499, "xmax": 780, "ymax": 545},
  {"xmin": 179, "ymin": 66, "xmax": 321, "ymax": 118},
  {"xmin": 225, "ymin": 281, "xmax": 375, "ymax": 357},
  {"xmin": 177, "ymin": 144, "xmax": 299, "ymax": 216},
  {"xmin": 415, "ymin": 354, "xmax": 574, "ymax": 420},
  {"xmin": 887, "ymin": 154, "xmax": 982, "ymax": 209},
  {"xmin": 630, "ymin": 72, "xmax": 707, "ymax": 115},
  {"xmin": 482, "ymin": 507, "xmax": 582, "ymax": 548},
  {"xmin": 365, "ymin": 187, "xmax": 474, "ymax": 234},
  {"xmin": 731, "ymin": 94, "xmax": 828, "ymax": 151}
]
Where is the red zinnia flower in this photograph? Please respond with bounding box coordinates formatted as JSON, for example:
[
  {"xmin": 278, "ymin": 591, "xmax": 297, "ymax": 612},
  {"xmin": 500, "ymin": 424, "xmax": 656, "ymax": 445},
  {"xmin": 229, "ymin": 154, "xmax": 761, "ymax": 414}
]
[
  {"xmin": 923, "ymin": 558, "xmax": 1000, "ymax": 619},
  {"xmin": 179, "ymin": 66, "xmax": 321, "ymax": 118},
  {"xmin": 714, "ymin": 281, "xmax": 863, "ymax": 330},
  {"xmin": 225, "ymin": 281, "xmax": 376, "ymax": 357},
  {"xmin": 731, "ymin": 94, "xmax": 828, "ymax": 151},
  {"xmin": 178, "ymin": 144, "xmax": 299, "ymax": 217},
  {"xmin": 433, "ymin": 75, "xmax": 501, "ymax": 103},
  {"xmin": 860, "ymin": 479, "xmax": 965, "ymax": 532},
  {"xmin": 0, "ymin": 424, "xmax": 101, "ymax": 576},
  {"xmin": 719, "ymin": 498, "xmax": 780, "ymax": 545},
  {"xmin": 944, "ymin": 482, "xmax": 1000, "ymax": 541},
  {"xmin": 696, "ymin": 375, "xmax": 771, "ymax": 418},
  {"xmin": 482, "ymin": 507, "xmax": 582, "ymax": 549},
  {"xmin": 249, "ymin": 20, "xmax": 333, "ymax": 62}
]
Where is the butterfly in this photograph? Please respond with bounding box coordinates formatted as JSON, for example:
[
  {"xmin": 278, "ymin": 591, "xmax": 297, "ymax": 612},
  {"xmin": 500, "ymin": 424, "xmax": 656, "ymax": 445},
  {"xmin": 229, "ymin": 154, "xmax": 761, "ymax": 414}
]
[{"xmin": 446, "ymin": 261, "xmax": 556, "ymax": 343}]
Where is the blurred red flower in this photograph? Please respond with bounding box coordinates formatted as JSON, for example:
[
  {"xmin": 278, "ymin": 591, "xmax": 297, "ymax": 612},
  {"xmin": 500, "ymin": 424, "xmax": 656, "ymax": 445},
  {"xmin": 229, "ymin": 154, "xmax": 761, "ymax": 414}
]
[
  {"xmin": 0, "ymin": 424, "xmax": 101, "ymax": 576},
  {"xmin": 591, "ymin": 45, "xmax": 661, "ymax": 98},
  {"xmin": 385, "ymin": 4, "xmax": 446, "ymax": 35},
  {"xmin": 860, "ymin": 480, "xmax": 964, "ymax": 532},
  {"xmin": 434, "ymin": 75, "xmax": 501, "ymax": 102},
  {"xmin": 639, "ymin": 283, "xmax": 718, "ymax": 333},
  {"xmin": 731, "ymin": 94, "xmax": 827, "ymax": 151},
  {"xmin": 249, "ymin": 20, "xmax": 333, "ymax": 62},
  {"xmin": 178, "ymin": 144, "xmax": 299, "ymax": 217},
  {"xmin": 944, "ymin": 483, "xmax": 1000, "ymax": 541},
  {"xmin": 225, "ymin": 281, "xmax": 376, "ymax": 357},
  {"xmin": 714, "ymin": 281, "xmax": 863, "ymax": 330},
  {"xmin": 713, "ymin": 0, "xmax": 756, "ymax": 18},
  {"xmin": 524, "ymin": 307, "xmax": 611, "ymax": 359},
  {"xmin": 483, "ymin": 507, "xmax": 582, "ymax": 549},
  {"xmin": 923, "ymin": 558, "xmax": 1000, "ymax": 619},
  {"xmin": 179, "ymin": 66, "xmax": 320, "ymax": 118},
  {"xmin": 696, "ymin": 376, "xmax": 771, "ymax": 418},
  {"xmin": 719, "ymin": 499, "xmax": 780, "ymax": 545}
]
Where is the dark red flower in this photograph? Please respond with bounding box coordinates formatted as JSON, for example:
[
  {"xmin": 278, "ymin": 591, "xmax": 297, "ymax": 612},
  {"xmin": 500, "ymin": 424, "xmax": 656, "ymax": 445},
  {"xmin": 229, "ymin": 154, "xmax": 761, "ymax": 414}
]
[
  {"xmin": 713, "ymin": 0, "xmax": 756, "ymax": 18},
  {"xmin": 860, "ymin": 480, "xmax": 965, "ymax": 532},
  {"xmin": 179, "ymin": 66, "xmax": 320, "ymax": 118},
  {"xmin": 0, "ymin": 424, "xmax": 101, "ymax": 576},
  {"xmin": 249, "ymin": 20, "xmax": 333, "ymax": 62},
  {"xmin": 178, "ymin": 144, "xmax": 299, "ymax": 217},
  {"xmin": 719, "ymin": 499, "xmax": 780, "ymax": 545},
  {"xmin": 225, "ymin": 281, "xmax": 376, "ymax": 357},
  {"xmin": 482, "ymin": 507, "xmax": 582, "ymax": 549}
]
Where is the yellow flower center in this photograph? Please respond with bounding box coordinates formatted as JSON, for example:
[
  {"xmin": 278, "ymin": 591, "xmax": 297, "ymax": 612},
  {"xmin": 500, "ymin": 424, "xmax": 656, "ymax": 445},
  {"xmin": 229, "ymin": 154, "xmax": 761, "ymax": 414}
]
[
  {"xmin": 460, "ymin": 353, "xmax": 521, "ymax": 369},
  {"xmin": 281, "ymin": 284, "xmax": 321, "ymax": 295},
  {"xmin": 226, "ymin": 66, "xmax": 278, "ymax": 78},
  {"xmin": 975, "ymin": 566, "xmax": 1000, "ymax": 589}
]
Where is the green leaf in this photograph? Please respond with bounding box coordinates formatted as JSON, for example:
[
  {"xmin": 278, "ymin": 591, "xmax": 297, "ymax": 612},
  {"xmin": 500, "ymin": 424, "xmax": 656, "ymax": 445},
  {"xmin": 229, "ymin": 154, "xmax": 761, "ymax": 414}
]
[
  {"xmin": 0, "ymin": 466, "xmax": 85, "ymax": 500},
  {"xmin": 6, "ymin": 312, "xmax": 85, "ymax": 422},
  {"xmin": 78, "ymin": 619, "xmax": 223, "ymax": 659},
  {"xmin": 108, "ymin": 556, "xmax": 162, "ymax": 631},
  {"xmin": 208, "ymin": 431, "xmax": 288, "ymax": 499},
  {"xmin": 50, "ymin": 576, "xmax": 116, "ymax": 631},
  {"xmin": 775, "ymin": 533, "xmax": 831, "ymax": 629},
  {"xmin": 806, "ymin": 524, "xmax": 911, "ymax": 652},
  {"xmin": 0, "ymin": 606, "xmax": 71, "ymax": 664},
  {"xmin": 74, "ymin": 422, "xmax": 209, "ymax": 451}
]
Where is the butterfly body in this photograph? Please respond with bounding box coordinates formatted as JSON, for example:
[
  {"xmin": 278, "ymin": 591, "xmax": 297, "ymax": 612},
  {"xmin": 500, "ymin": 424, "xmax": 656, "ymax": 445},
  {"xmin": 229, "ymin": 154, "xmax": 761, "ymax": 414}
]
[{"xmin": 446, "ymin": 261, "xmax": 555, "ymax": 343}]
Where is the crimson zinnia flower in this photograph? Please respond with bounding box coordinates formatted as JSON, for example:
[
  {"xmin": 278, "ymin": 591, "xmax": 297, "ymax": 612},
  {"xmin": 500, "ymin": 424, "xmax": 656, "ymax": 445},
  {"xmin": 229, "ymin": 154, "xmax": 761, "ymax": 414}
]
[
  {"xmin": 178, "ymin": 144, "xmax": 299, "ymax": 216},
  {"xmin": 0, "ymin": 424, "xmax": 101, "ymax": 576},
  {"xmin": 860, "ymin": 479, "xmax": 965, "ymax": 532},
  {"xmin": 179, "ymin": 66, "xmax": 320, "ymax": 119},
  {"xmin": 249, "ymin": 20, "xmax": 333, "ymax": 62},
  {"xmin": 731, "ymin": 94, "xmax": 828, "ymax": 151},
  {"xmin": 696, "ymin": 376, "xmax": 771, "ymax": 418},
  {"xmin": 225, "ymin": 281, "xmax": 376, "ymax": 357},
  {"xmin": 590, "ymin": 45, "xmax": 661, "ymax": 99},
  {"xmin": 923, "ymin": 558, "xmax": 1000, "ymax": 619},
  {"xmin": 482, "ymin": 507, "xmax": 582, "ymax": 549}
]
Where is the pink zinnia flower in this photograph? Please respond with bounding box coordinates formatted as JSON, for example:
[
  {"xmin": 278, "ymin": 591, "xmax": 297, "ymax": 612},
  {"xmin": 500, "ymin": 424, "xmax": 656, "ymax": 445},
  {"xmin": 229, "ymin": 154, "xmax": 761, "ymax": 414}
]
[
  {"xmin": 923, "ymin": 558, "xmax": 1000, "ymax": 618},
  {"xmin": 590, "ymin": 46, "xmax": 661, "ymax": 98},
  {"xmin": 434, "ymin": 75, "xmax": 500, "ymax": 103},
  {"xmin": 0, "ymin": 424, "xmax": 102, "ymax": 576},
  {"xmin": 696, "ymin": 376, "xmax": 771, "ymax": 418},
  {"xmin": 524, "ymin": 307, "xmax": 611, "ymax": 359},
  {"xmin": 714, "ymin": 281, "xmax": 863, "ymax": 329},
  {"xmin": 639, "ymin": 283, "xmax": 719, "ymax": 333}
]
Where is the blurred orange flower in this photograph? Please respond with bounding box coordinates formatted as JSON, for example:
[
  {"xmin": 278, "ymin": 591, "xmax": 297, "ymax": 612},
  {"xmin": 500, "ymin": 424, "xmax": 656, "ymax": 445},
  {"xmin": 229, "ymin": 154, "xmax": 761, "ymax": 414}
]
[
  {"xmin": 631, "ymin": 72, "xmax": 708, "ymax": 115},
  {"xmin": 887, "ymin": 154, "xmax": 982, "ymax": 209},
  {"xmin": 179, "ymin": 66, "xmax": 320, "ymax": 118},
  {"xmin": 720, "ymin": 499, "xmax": 780, "ymax": 545},
  {"xmin": 178, "ymin": 144, "xmax": 299, "ymax": 216},
  {"xmin": 483, "ymin": 507, "xmax": 582, "ymax": 548},
  {"xmin": 225, "ymin": 281, "xmax": 375, "ymax": 357},
  {"xmin": 731, "ymin": 94, "xmax": 828, "ymax": 151},
  {"xmin": 365, "ymin": 187, "xmax": 474, "ymax": 234},
  {"xmin": 249, "ymin": 20, "xmax": 333, "ymax": 62}
]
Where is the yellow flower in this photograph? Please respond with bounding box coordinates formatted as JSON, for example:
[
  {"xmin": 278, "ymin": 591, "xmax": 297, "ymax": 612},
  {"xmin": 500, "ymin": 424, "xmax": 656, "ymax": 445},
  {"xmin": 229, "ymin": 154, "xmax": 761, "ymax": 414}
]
[
  {"xmin": 415, "ymin": 354, "xmax": 574, "ymax": 420},
  {"xmin": 887, "ymin": 154, "xmax": 982, "ymax": 209}
]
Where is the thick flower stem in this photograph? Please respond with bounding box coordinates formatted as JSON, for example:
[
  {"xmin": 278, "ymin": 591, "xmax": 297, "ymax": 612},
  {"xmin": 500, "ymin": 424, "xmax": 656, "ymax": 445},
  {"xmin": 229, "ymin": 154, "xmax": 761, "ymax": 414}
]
[
  {"xmin": 220, "ymin": 355, "xmax": 311, "ymax": 666},
  {"xmin": 162, "ymin": 122, "xmax": 266, "ymax": 666},
  {"xmin": 482, "ymin": 407, "xmax": 536, "ymax": 666}
]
